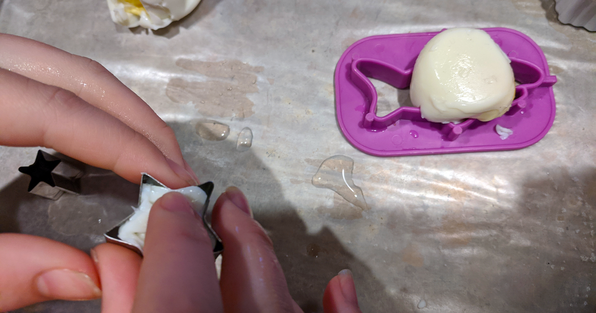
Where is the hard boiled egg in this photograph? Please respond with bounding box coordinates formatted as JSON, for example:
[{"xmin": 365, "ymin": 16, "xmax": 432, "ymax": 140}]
[
  {"xmin": 107, "ymin": 0, "xmax": 201, "ymax": 30},
  {"xmin": 118, "ymin": 184, "xmax": 207, "ymax": 252},
  {"xmin": 410, "ymin": 28, "xmax": 516, "ymax": 124}
]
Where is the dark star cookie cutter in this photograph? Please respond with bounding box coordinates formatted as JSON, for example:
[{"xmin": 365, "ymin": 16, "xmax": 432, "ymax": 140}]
[{"xmin": 18, "ymin": 150, "xmax": 84, "ymax": 200}]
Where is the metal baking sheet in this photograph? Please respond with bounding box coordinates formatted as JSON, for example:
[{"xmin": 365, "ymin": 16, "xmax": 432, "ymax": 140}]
[{"xmin": 1, "ymin": 0, "xmax": 595, "ymax": 312}]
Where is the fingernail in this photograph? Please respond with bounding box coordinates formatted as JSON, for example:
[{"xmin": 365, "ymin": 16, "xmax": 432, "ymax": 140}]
[
  {"xmin": 159, "ymin": 192, "xmax": 196, "ymax": 217},
  {"xmin": 225, "ymin": 186, "xmax": 252, "ymax": 217},
  {"xmin": 36, "ymin": 269, "xmax": 102, "ymax": 300},
  {"xmin": 90, "ymin": 248, "xmax": 99, "ymax": 267},
  {"xmin": 166, "ymin": 158, "xmax": 199, "ymax": 186},
  {"xmin": 182, "ymin": 159, "xmax": 200, "ymax": 184},
  {"xmin": 338, "ymin": 269, "xmax": 359, "ymax": 306}
]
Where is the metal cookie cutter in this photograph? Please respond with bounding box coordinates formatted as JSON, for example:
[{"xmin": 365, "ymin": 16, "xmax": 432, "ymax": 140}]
[
  {"xmin": 104, "ymin": 173, "xmax": 224, "ymax": 258},
  {"xmin": 18, "ymin": 150, "xmax": 84, "ymax": 200}
]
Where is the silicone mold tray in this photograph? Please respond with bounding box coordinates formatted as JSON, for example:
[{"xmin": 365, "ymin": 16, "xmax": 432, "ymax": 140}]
[{"xmin": 335, "ymin": 27, "xmax": 557, "ymax": 157}]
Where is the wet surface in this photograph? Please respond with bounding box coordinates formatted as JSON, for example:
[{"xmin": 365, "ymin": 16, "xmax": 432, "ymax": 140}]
[
  {"xmin": 236, "ymin": 127, "xmax": 253, "ymax": 151},
  {"xmin": 1, "ymin": 0, "xmax": 596, "ymax": 312},
  {"xmin": 195, "ymin": 119, "xmax": 230, "ymax": 141},
  {"xmin": 312, "ymin": 155, "xmax": 369, "ymax": 212},
  {"xmin": 166, "ymin": 59, "xmax": 262, "ymax": 119},
  {"xmin": 372, "ymin": 79, "xmax": 414, "ymax": 117}
]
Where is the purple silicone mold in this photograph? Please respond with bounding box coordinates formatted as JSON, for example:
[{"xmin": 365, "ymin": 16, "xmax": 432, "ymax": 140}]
[{"xmin": 335, "ymin": 27, "xmax": 557, "ymax": 157}]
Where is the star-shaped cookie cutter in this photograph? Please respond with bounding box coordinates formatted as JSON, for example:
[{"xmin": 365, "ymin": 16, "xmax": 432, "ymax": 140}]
[
  {"xmin": 104, "ymin": 173, "xmax": 224, "ymax": 258},
  {"xmin": 18, "ymin": 150, "xmax": 84, "ymax": 200}
]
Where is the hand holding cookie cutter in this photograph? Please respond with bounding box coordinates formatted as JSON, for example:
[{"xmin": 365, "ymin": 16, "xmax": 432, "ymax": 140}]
[
  {"xmin": 335, "ymin": 28, "xmax": 557, "ymax": 156},
  {"xmin": 104, "ymin": 173, "xmax": 223, "ymax": 258}
]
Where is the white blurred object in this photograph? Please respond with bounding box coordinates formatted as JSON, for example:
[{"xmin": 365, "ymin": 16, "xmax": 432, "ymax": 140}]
[
  {"xmin": 495, "ymin": 124, "xmax": 514, "ymax": 140},
  {"xmin": 555, "ymin": 0, "xmax": 596, "ymax": 31},
  {"xmin": 106, "ymin": 0, "xmax": 201, "ymax": 30}
]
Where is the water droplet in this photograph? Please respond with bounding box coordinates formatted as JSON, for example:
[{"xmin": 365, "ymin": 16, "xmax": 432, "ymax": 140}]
[
  {"xmin": 236, "ymin": 127, "xmax": 253, "ymax": 151},
  {"xmin": 410, "ymin": 130, "xmax": 419, "ymax": 138},
  {"xmin": 430, "ymin": 44, "xmax": 438, "ymax": 51},
  {"xmin": 195, "ymin": 120, "xmax": 230, "ymax": 141},
  {"xmin": 418, "ymin": 299, "xmax": 427, "ymax": 309},
  {"xmin": 227, "ymin": 87, "xmax": 233, "ymax": 91},
  {"xmin": 520, "ymin": 110, "xmax": 525, "ymax": 115},
  {"xmin": 312, "ymin": 155, "xmax": 369, "ymax": 211}
]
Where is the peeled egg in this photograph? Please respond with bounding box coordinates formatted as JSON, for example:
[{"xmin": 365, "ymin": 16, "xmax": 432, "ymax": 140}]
[
  {"xmin": 410, "ymin": 28, "xmax": 516, "ymax": 124},
  {"xmin": 107, "ymin": 0, "xmax": 201, "ymax": 30},
  {"xmin": 118, "ymin": 184, "xmax": 207, "ymax": 252}
]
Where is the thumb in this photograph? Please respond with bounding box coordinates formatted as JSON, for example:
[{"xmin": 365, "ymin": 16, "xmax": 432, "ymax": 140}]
[
  {"xmin": 132, "ymin": 192, "xmax": 223, "ymax": 313},
  {"xmin": 323, "ymin": 269, "xmax": 362, "ymax": 313},
  {"xmin": 0, "ymin": 234, "xmax": 101, "ymax": 311}
]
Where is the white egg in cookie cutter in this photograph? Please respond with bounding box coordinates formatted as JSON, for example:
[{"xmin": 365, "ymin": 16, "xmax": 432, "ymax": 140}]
[
  {"xmin": 104, "ymin": 173, "xmax": 223, "ymax": 258},
  {"xmin": 335, "ymin": 27, "xmax": 558, "ymax": 157}
]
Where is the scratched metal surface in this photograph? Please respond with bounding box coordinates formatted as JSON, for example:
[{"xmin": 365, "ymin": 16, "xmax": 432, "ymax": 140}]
[{"xmin": 1, "ymin": 0, "xmax": 595, "ymax": 312}]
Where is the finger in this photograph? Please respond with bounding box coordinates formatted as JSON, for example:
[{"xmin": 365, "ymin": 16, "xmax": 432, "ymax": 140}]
[
  {"xmin": 0, "ymin": 234, "xmax": 101, "ymax": 311},
  {"xmin": 293, "ymin": 300, "xmax": 305, "ymax": 313},
  {"xmin": 0, "ymin": 33, "xmax": 195, "ymax": 179},
  {"xmin": 0, "ymin": 68, "xmax": 196, "ymax": 188},
  {"xmin": 133, "ymin": 192, "xmax": 222, "ymax": 313},
  {"xmin": 323, "ymin": 270, "xmax": 362, "ymax": 313},
  {"xmin": 92, "ymin": 243, "xmax": 142, "ymax": 313},
  {"xmin": 212, "ymin": 187, "xmax": 297, "ymax": 313}
]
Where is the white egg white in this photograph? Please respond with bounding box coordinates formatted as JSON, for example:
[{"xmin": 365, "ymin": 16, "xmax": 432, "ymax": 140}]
[
  {"xmin": 410, "ymin": 28, "xmax": 516, "ymax": 123},
  {"xmin": 118, "ymin": 184, "xmax": 207, "ymax": 252}
]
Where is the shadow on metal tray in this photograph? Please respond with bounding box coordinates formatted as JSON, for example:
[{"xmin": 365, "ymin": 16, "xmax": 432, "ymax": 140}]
[{"xmin": 1, "ymin": 121, "xmax": 406, "ymax": 313}]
